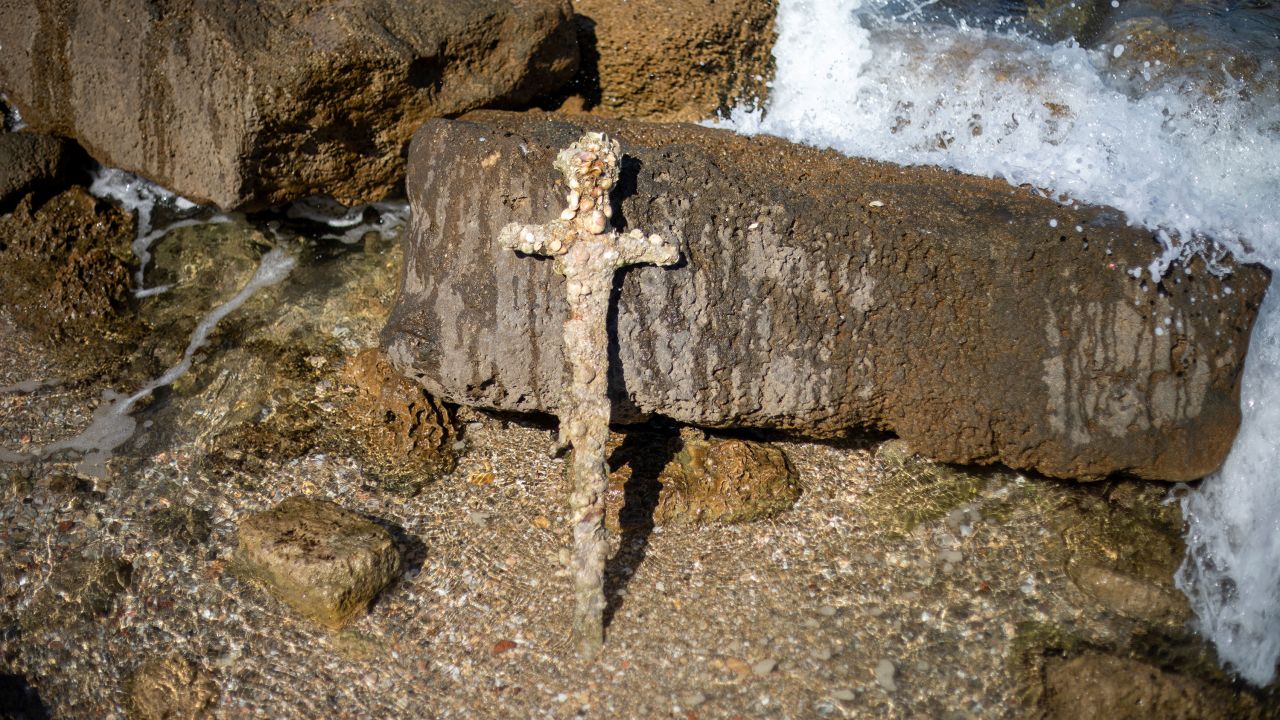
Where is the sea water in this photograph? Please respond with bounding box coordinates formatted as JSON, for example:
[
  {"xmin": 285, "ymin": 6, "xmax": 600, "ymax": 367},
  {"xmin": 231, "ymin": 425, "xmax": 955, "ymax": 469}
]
[{"xmin": 719, "ymin": 0, "xmax": 1280, "ymax": 684}]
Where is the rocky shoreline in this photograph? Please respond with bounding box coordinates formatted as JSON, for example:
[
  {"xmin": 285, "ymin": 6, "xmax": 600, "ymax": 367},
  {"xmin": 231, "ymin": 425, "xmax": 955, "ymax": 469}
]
[{"xmin": 2, "ymin": 1, "xmax": 1279, "ymax": 718}]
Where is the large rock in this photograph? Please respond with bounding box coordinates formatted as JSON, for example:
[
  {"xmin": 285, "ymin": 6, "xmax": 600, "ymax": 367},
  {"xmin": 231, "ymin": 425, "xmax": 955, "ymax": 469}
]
[
  {"xmin": 382, "ymin": 111, "xmax": 1269, "ymax": 481},
  {"xmin": 566, "ymin": 0, "xmax": 775, "ymax": 121},
  {"xmin": 0, "ymin": 0, "xmax": 577, "ymax": 210}
]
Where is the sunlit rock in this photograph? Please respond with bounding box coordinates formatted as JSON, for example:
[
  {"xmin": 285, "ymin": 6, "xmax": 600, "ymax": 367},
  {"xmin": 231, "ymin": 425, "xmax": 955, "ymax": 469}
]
[{"xmin": 384, "ymin": 111, "xmax": 1269, "ymax": 481}]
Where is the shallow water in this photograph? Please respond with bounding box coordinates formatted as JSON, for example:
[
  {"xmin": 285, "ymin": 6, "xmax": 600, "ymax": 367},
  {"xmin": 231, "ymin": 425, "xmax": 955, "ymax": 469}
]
[{"xmin": 719, "ymin": 0, "xmax": 1280, "ymax": 685}]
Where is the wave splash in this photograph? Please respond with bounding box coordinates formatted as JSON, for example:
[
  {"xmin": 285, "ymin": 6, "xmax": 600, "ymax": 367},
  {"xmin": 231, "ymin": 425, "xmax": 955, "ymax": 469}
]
[{"xmin": 719, "ymin": 0, "xmax": 1280, "ymax": 685}]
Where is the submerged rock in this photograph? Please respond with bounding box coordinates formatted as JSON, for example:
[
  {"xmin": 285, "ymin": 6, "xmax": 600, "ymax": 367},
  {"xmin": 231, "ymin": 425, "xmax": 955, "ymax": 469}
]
[
  {"xmin": 21, "ymin": 555, "xmax": 133, "ymax": 633},
  {"xmin": 235, "ymin": 496, "xmax": 401, "ymax": 629},
  {"xmin": 383, "ymin": 111, "xmax": 1269, "ymax": 481},
  {"xmin": 0, "ymin": 0, "xmax": 578, "ymax": 209},
  {"xmin": 606, "ymin": 429, "xmax": 800, "ymax": 528},
  {"xmin": 0, "ymin": 187, "xmax": 136, "ymax": 354},
  {"xmin": 342, "ymin": 348, "xmax": 456, "ymax": 473},
  {"xmin": 565, "ymin": 0, "xmax": 775, "ymax": 121},
  {"xmin": 127, "ymin": 654, "xmax": 219, "ymax": 720},
  {"xmin": 652, "ymin": 432, "xmax": 800, "ymax": 525},
  {"xmin": 1042, "ymin": 653, "xmax": 1265, "ymax": 720}
]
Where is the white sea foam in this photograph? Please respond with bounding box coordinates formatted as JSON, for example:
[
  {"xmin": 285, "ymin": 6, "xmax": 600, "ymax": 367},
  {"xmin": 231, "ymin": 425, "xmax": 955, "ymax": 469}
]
[
  {"xmin": 286, "ymin": 196, "xmax": 410, "ymax": 245},
  {"xmin": 2, "ymin": 248, "xmax": 297, "ymax": 477},
  {"xmin": 89, "ymin": 167, "xmax": 225, "ymax": 296},
  {"xmin": 720, "ymin": 0, "xmax": 1280, "ymax": 684}
]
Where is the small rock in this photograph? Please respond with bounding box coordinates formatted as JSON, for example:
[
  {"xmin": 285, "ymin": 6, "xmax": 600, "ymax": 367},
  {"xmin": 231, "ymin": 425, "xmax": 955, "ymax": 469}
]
[
  {"xmin": 724, "ymin": 657, "xmax": 751, "ymax": 678},
  {"xmin": 21, "ymin": 555, "xmax": 132, "ymax": 632},
  {"xmin": 128, "ymin": 654, "xmax": 218, "ymax": 720},
  {"xmin": 831, "ymin": 689, "xmax": 856, "ymax": 702},
  {"xmin": 653, "ymin": 436, "xmax": 801, "ymax": 525},
  {"xmin": 752, "ymin": 659, "xmax": 777, "ymax": 676},
  {"xmin": 818, "ymin": 605, "xmax": 837, "ymax": 617},
  {"xmin": 810, "ymin": 647, "xmax": 833, "ymax": 661},
  {"xmin": 343, "ymin": 348, "xmax": 455, "ymax": 476},
  {"xmin": 875, "ymin": 659, "xmax": 897, "ymax": 692},
  {"xmin": 491, "ymin": 639, "xmax": 517, "ymax": 655},
  {"xmin": 150, "ymin": 504, "xmax": 213, "ymax": 547},
  {"xmin": 681, "ymin": 692, "xmax": 707, "ymax": 707},
  {"xmin": 235, "ymin": 496, "xmax": 402, "ymax": 629}
]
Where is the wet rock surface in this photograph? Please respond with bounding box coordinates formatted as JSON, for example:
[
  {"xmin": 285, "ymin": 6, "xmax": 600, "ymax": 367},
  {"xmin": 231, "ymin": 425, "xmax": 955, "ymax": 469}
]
[
  {"xmin": 606, "ymin": 429, "xmax": 801, "ymax": 529},
  {"xmin": 385, "ymin": 111, "xmax": 1269, "ymax": 481},
  {"xmin": 234, "ymin": 496, "xmax": 402, "ymax": 629},
  {"xmin": 0, "ymin": 187, "xmax": 136, "ymax": 357},
  {"xmin": 0, "ymin": 132, "xmax": 87, "ymax": 213},
  {"xmin": 1042, "ymin": 652, "xmax": 1264, "ymax": 719},
  {"xmin": 563, "ymin": 0, "xmax": 776, "ymax": 121},
  {"xmin": 341, "ymin": 348, "xmax": 455, "ymax": 476},
  {"xmin": 20, "ymin": 555, "xmax": 133, "ymax": 633},
  {"xmin": 0, "ymin": 0, "xmax": 578, "ymax": 210},
  {"xmin": 127, "ymin": 654, "xmax": 218, "ymax": 720}
]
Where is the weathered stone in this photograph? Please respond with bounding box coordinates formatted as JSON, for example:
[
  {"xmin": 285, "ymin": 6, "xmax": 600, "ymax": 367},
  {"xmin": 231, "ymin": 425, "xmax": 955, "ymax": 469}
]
[
  {"xmin": 1042, "ymin": 653, "xmax": 1264, "ymax": 720},
  {"xmin": 0, "ymin": 187, "xmax": 136, "ymax": 353},
  {"xmin": 149, "ymin": 504, "xmax": 213, "ymax": 548},
  {"xmin": 127, "ymin": 654, "xmax": 218, "ymax": 720},
  {"xmin": 653, "ymin": 432, "xmax": 799, "ymax": 525},
  {"xmin": 384, "ymin": 111, "xmax": 1269, "ymax": 481},
  {"xmin": 235, "ymin": 496, "xmax": 401, "ymax": 629},
  {"xmin": 342, "ymin": 348, "xmax": 455, "ymax": 473},
  {"xmin": 0, "ymin": 132, "xmax": 87, "ymax": 212},
  {"xmin": 0, "ymin": 0, "xmax": 578, "ymax": 210},
  {"xmin": 606, "ymin": 430, "xmax": 800, "ymax": 528},
  {"xmin": 21, "ymin": 555, "xmax": 133, "ymax": 632},
  {"xmin": 564, "ymin": 0, "xmax": 775, "ymax": 121}
]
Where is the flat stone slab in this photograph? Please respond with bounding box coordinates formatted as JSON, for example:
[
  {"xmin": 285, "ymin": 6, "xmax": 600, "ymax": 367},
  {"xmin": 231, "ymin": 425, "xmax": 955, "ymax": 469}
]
[
  {"xmin": 236, "ymin": 497, "xmax": 401, "ymax": 629},
  {"xmin": 0, "ymin": 0, "xmax": 577, "ymax": 209},
  {"xmin": 382, "ymin": 111, "xmax": 1270, "ymax": 481}
]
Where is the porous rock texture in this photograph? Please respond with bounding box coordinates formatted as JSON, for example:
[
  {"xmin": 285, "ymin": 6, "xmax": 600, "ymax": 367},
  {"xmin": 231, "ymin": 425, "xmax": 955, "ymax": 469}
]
[
  {"xmin": 0, "ymin": 132, "xmax": 87, "ymax": 212},
  {"xmin": 382, "ymin": 111, "xmax": 1270, "ymax": 482},
  {"xmin": 0, "ymin": 187, "xmax": 136, "ymax": 350},
  {"xmin": 235, "ymin": 496, "xmax": 401, "ymax": 629},
  {"xmin": 0, "ymin": 0, "xmax": 578, "ymax": 210},
  {"xmin": 565, "ymin": 0, "xmax": 776, "ymax": 121}
]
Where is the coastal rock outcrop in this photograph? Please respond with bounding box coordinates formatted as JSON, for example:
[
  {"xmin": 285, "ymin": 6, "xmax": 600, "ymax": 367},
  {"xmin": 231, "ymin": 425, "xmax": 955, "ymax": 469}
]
[
  {"xmin": 382, "ymin": 111, "xmax": 1269, "ymax": 481},
  {"xmin": 0, "ymin": 0, "xmax": 578, "ymax": 210},
  {"xmin": 565, "ymin": 0, "xmax": 775, "ymax": 121}
]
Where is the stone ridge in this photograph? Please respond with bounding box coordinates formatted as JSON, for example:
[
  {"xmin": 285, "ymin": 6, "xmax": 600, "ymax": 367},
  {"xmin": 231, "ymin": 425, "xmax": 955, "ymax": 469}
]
[
  {"xmin": 0, "ymin": 0, "xmax": 578, "ymax": 209},
  {"xmin": 382, "ymin": 110, "xmax": 1270, "ymax": 481}
]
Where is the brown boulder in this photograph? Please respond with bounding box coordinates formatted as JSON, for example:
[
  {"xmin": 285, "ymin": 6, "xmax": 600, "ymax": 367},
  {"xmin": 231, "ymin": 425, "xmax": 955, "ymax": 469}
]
[
  {"xmin": 0, "ymin": 187, "xmax": 136, "ymax": 351},
  {"xmin": 0, "ymin": 132, "xmax": 87, "ymax": 212},
  {"xmin": 566, "ymin": 0, "xmax": 775, "ymax": 121},
  {"xmin": 0, "ymin": 0, "xmax": 578, "ymax": 210},
  {"xmin": 235, "ymin": 496, "xmax": 401, "ymax": 629},
  {"xmin": 382, "ymin": 111, "xmax": 1269, "ymax": 481},
  {"xmin": 342, "ymin": 347, "xmax": 456, "ymax": 473}
]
